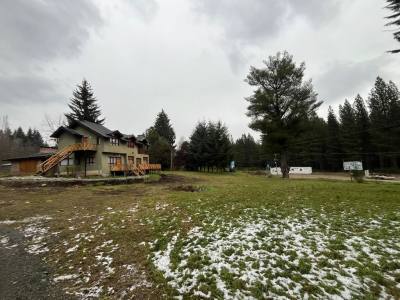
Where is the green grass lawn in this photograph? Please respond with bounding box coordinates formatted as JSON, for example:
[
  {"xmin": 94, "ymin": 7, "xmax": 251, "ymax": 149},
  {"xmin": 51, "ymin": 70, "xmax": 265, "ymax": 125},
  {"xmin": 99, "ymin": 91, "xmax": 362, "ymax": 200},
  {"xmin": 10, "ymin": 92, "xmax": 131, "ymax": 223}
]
[{"xmin": 0, "ymin": 172, "xmax": 399, "ymax": 299}]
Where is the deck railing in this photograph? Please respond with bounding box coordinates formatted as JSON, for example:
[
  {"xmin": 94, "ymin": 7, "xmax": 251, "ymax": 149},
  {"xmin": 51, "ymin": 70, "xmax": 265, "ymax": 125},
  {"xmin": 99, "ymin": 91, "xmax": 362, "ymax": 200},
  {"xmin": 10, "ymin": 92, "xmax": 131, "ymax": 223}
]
[{"xmin": 110, "ymin": 163, "xmax": 161, "ymax": 174}]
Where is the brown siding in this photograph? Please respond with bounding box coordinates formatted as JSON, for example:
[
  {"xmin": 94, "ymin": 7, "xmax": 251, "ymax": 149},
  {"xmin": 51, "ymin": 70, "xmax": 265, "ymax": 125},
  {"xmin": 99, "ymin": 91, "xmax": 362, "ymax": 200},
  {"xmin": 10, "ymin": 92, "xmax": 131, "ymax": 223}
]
[{"xmin": 19, "ymin": 160, "xmax": 39, "ymax": 174}]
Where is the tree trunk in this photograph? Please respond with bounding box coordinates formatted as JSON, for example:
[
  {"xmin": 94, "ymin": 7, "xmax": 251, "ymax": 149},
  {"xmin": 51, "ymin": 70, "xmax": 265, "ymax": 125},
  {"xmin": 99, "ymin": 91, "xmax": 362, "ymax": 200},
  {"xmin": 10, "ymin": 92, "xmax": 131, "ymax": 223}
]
[
  {"xmin": 280, "ymin": 152, "xmax": 290, "ymax": 178},
  {"xmin": 379, "ymin": 153, "xmax": 384, "ymax": 170},
  {"xmin": 391, "ymin": 155, "xmax": 398, "ymax": 169}
]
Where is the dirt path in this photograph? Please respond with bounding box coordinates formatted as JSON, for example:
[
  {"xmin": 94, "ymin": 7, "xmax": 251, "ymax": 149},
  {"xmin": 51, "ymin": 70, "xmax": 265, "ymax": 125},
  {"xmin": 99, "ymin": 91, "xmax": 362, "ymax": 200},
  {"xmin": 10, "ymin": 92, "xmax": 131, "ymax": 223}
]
[{"xmin": 0, "ymin": 225, "xmax": 72, "ymax": 300}]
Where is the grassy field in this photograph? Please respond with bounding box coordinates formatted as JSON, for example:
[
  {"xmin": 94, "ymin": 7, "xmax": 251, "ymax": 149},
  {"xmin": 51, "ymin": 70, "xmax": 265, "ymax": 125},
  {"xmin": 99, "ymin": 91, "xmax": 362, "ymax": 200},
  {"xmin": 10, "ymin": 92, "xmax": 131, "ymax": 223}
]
[{"xmin": 0, "ymin": 172, "xmax": 399, "ymax": 299}]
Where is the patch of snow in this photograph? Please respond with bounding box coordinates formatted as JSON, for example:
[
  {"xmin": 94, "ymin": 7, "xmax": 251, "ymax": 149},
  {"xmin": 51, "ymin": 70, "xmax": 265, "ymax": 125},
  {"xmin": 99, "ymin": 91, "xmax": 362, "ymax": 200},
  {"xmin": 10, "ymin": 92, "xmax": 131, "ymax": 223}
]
[{"xmin": 54, "ymin": 274, "xmax": 79, "ymax": 282}]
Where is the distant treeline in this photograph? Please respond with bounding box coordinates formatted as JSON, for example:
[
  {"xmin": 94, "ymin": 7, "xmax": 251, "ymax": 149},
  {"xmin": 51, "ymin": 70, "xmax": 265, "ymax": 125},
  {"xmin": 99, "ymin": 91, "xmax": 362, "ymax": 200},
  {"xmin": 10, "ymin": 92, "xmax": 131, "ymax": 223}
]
[
  {"xmin": 286, "ymin": 77, "xmax": 400, "ymax": 172},
  {"xmin": 0, "ymin": 117, "xmax": 46, "ymax": 163},
  {"xmin": 172, "ymin": 77, "xmax": 400, "ymax": 172}
]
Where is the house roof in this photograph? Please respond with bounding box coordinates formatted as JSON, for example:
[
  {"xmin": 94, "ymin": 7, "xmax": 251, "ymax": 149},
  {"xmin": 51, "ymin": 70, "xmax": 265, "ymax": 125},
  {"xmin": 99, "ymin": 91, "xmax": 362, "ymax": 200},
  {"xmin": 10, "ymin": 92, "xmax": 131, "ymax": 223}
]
[
  {"xmin": 5, "ymin": 152, "xmax": 53, "ymax": 162},
  {"xmin": 50, "ymin": 120, "xmax": 145, "ymax": 143},
  {"xmin": 136, "ymin": 134, "xmax": 148, "ymax": 145},
  {"xmin": 50, "ymin": 126, "xmax": 83, "ymax": 138},
  {"xmin": 68, "ymin": 120, "xmax": 113, "ymax": 137}
]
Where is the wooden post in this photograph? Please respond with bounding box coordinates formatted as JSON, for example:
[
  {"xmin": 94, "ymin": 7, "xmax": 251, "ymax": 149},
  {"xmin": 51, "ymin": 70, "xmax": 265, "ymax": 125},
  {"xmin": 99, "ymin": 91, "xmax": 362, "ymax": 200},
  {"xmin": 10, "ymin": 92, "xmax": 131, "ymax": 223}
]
[{"xmin": 84, "ymin": 152, "xmax": 87, "ymax": 177}]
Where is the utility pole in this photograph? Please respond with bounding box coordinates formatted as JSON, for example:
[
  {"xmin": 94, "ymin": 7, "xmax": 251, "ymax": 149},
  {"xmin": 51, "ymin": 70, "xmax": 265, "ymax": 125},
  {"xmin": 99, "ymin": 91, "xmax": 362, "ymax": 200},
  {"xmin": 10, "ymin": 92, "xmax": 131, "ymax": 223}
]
[{"xmin": 170, "ymin": 146, "xmax": 174, "ymax": 170}]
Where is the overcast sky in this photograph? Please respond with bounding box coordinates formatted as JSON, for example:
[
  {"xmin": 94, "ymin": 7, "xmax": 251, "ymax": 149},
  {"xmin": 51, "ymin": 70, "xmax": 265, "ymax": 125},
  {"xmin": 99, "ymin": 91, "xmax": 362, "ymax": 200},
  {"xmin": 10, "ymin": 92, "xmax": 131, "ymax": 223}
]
[{"xmin": 1, "ymin": 0, "xmax": 400, "ymax": 142}]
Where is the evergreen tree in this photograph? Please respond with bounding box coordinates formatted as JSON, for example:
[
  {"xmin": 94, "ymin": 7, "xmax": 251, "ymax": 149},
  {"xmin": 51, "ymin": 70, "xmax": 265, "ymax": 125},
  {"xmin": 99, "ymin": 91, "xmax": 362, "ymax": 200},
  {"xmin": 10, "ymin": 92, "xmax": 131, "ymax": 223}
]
[
  {"xmin": 175, "ymin": 141, "xmax": 190, "ymax": 170},
  {"xmin": 386, "ymin": 81, "xmax": 400, "ymax": 168},
  {"xmin": 293, "ymin": 115, "xmax": 327, "ymax": 170},
  {"xmin": 146, "ymin": 127, "xmax": 171, "ymax": 168},
  {"xmin": 245, "ymin": 51, "xmax": 322, "ymax": 178},
  {"xmin": 326, "ymin": 107, "xmax": 342, "ymax": 170},
  {"xmin": 233, "ymin": 134, "xmax": 261, "ymax": 168},
  {"xmin": 188, "ymin": 122, "xmax": 209, "ymax": 171},
  {"xmin": 339, "ymin": 100, "xmax": 358, "ymax": 160},
  {"xmin": 13, "ymin": 127, "xmax": 26, "ymax": 146},
  {"xmin": 65, "ymin": 79, "xmax": 105, "ymax": 125},
  {"xmin": 154, "ymin": 110, "xmax": 175, "ymax": 147},
  {"xmin": 188, "ymin": 121, "xmax": 231, "ymax": 171},
  {"xmin": 353, "ymin": 95, "xmax": 372, "ymax": 168},
  {"xmin": 386, "ymin": 0, "xmax": 400, "ymax": 53},
  {"xmin": 209, "ymin": 121, "xmax": 232, "ymax": 171},
  {"xmin": 368, "ymin": 77, "xmax": 392, "ymax": 169}
]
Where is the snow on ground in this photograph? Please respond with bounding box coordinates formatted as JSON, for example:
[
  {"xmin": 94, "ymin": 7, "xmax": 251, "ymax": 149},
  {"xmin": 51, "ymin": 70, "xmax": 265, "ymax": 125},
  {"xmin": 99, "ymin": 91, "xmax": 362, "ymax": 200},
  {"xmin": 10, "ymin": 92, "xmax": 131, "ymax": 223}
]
[
  {"xmin": 151, "ymin": 209, "xmax": 400, "ymax": 299},
  {"xmin": 0, "ymin": 215, "xmax": 54, "ymax": 254},
  {"xmin": 51, "ymin": 207, "xmax": 153, "ymax": 299}
]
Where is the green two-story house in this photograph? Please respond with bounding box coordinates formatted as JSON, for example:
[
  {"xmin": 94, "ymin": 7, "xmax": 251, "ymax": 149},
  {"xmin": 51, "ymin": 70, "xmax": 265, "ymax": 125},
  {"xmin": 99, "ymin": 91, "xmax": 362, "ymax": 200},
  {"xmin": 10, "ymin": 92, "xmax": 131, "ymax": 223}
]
[{"xmin": 48, "ymin": 120, "xmax": 150, "ymax": 176}]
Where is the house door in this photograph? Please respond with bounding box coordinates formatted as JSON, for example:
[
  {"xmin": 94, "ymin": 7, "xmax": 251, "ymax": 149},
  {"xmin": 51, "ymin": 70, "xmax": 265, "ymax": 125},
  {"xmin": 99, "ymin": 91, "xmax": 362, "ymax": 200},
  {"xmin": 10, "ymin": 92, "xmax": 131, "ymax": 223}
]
[
  {"xmin": 115, "ymin": 157, "xmax": 122, "ymax": 167},
  {"xmin": 128, "ymin": 156, "xmax": 134, "ymax": 166},
  {"xmin": 136, "ymin": 158, "xmax": 142, "ymax": 166}
]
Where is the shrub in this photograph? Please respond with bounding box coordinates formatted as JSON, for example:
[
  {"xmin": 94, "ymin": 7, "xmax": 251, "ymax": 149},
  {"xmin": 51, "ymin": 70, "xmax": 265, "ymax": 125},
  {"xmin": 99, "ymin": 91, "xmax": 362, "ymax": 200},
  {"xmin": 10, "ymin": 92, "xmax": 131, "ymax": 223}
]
[{"xmin": 351, "ymin": 170, "xmax": 365, "ymax": 183}]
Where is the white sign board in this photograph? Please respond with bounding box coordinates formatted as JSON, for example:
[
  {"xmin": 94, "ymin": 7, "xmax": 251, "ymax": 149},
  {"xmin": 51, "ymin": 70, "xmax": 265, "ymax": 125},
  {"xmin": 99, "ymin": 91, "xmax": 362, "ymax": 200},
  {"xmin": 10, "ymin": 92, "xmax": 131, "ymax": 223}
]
[
  {"xmin": 270, "ymin": 167, "xmax": 312, "ymax": 175},
  {"xmin": 343, "ymin": 161, "xmax": 363, "ymax": 171}
]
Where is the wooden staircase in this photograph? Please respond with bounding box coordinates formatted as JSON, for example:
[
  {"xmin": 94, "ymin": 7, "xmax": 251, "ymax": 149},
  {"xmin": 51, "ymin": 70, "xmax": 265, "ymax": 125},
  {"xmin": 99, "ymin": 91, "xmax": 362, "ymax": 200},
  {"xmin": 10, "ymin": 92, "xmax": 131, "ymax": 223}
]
[{"xmin": 37, "ymin": 143, "xmax": 96, "ymax": 175}]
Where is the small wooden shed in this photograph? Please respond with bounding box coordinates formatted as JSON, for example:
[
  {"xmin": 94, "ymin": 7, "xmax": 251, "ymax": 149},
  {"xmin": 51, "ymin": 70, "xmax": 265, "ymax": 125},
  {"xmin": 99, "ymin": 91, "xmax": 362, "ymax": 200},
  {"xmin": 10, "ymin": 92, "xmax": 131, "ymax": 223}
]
[{"xmin": 7, "ymin": 153, "xmax": 54, "ymax": 176}]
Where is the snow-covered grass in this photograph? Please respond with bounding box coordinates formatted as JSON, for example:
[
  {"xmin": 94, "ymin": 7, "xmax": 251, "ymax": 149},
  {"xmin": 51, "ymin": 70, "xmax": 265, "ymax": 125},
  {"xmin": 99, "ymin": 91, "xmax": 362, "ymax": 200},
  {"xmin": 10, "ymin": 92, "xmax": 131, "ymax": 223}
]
[
  {"xmin": 151, "ymin": 208, "xmax": 400, "ymax": 299},
  {"xmin": 145, "ymin": 172, "xmax": 400, "ymax": 299}
]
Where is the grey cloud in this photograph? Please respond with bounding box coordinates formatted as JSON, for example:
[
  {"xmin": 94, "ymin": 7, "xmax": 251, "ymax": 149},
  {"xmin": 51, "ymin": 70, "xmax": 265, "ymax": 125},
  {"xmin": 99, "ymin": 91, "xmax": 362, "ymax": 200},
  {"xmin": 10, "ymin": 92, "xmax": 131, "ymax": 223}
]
[
  {"xmin": 0, "ymin": 75, "xmax": 62, "ymax": 105},
  {"xmin": 0, "ymin": 0, "xmax": 103, "ymax": 105},
  {"xmin": 0, "ymin": 0, "xmax": 102, "ymax": 68},
  {"xmin": 314, "ymin": 55, "xmax": 392, "ymax": 104},
  {"xmin": 193, "ymin": 0, "xmax": 341, "ymax": 69}
]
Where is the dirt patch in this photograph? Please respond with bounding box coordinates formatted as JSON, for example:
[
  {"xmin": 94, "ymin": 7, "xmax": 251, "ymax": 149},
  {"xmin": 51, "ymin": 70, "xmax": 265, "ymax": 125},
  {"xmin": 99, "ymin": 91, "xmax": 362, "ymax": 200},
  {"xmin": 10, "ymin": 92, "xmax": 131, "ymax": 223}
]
[
  {"xmin": 157, "ymin": 174, "xmax": 188, "ymax": 184},
  {"xmin": 171, "ymin": 184, "xmax": 206, "ymax": 192}
]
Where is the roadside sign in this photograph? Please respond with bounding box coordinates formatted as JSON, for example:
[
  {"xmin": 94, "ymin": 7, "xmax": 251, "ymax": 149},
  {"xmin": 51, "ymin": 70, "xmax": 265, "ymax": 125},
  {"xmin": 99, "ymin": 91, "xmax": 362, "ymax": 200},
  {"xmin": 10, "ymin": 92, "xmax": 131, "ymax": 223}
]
[{"xmin": 343, "ymin": 161, "xmax": 363, "ymax": 171}]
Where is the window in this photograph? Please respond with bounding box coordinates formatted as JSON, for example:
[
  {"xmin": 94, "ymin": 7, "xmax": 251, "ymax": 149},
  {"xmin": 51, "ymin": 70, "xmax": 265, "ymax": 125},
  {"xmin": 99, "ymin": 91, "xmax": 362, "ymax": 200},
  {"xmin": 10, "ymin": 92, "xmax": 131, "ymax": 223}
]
[
  {"xmin": 96, "ymin": 137, "xmax": 101, "ymax": 145},
  {"xmin": 108, "ymin": 156, "xmax": 121, "ymax": 165},
  {"xmin": 110, "ymin": 138, "xmax": 119, "ymax": 146},
  {"xmin": 87, "ymin": 156, "xmax": 95, "ymax": 165},
  {"xmin": 128, "ymin": 140, "xmax": 135, "ymax": 148},
  {"xmin": 143, "ymin": 157, "xmax": 148, "ymax": 164},
  {"xmin": 136, "ymin": 157, "xmax": 142, "ymax": 166},
  {"xmin": 61, "ymin": 155, "xmax": 72, "ymax": 166}
]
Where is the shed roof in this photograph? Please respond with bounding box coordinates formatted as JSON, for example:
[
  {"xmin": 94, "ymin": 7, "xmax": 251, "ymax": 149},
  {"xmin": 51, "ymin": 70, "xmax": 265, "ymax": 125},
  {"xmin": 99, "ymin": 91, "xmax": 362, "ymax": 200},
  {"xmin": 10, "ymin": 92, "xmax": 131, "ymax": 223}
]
[{"xmin": 5, "ymin": 152, "xmax": 53, "ymax": 161}]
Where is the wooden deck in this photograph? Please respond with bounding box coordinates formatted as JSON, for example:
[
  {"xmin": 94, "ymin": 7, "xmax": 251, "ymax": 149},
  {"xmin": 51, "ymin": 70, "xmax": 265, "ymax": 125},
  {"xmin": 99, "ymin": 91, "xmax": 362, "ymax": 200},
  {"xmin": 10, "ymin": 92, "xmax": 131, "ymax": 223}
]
[{"xmin": 110, "ymin": 163, "xmax": 161, "ymax": 175}]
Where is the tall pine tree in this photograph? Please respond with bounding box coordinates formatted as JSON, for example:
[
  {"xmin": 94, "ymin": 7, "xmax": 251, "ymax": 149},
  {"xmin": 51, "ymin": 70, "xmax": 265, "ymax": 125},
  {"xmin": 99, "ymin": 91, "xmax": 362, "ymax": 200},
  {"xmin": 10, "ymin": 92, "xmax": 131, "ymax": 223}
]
[
  {"xmin": 233, "ymin": 134, "xmax": 261, "ymax": 168},
  {"xmin": 369, "ymin": 77, "xmax": 392, "ymax": 169},
  {"xmin": 326, "ymin": 107, "xmax": 342, "ymax": 170},
  {"xmin": 245, "ymin": 51, "xmax": 322, "ymax": 178},
  {"xmin": 353, "ymin": 94, "xmax": 371, "ymax": 168},
  {"xmin": 154, "ymin": 110, "xmax": 176, "ymax": 147},
  {"xmin": 339, "ymin": 100, "xmax": 358, "ymax": 160},
  {"xmin": 188, "ymin": 122, "xmax": 209, "ymax": 171},
  {"xmin": 65, "ymin": 79, "xmax": 105, "ymax": 125}
]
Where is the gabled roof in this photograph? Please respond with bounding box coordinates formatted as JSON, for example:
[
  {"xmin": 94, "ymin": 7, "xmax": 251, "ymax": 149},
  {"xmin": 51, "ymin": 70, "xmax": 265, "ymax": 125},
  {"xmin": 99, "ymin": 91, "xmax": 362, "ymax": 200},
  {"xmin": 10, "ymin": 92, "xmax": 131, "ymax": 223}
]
[
  {"xmin": 70, "ymin": 120, "xmax": 113, "ymax": 137},
  {"xmin": 50, "ymin": 120, "xmax": 144, "ymax": 143},
  {"xmin": 50, "ymin": 126, "xmax": 83, "ymax": 138}
]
